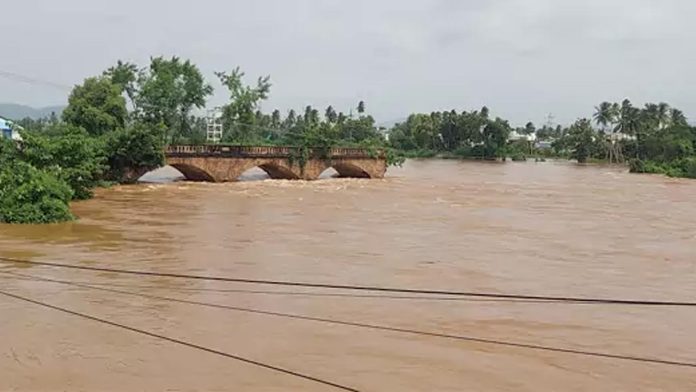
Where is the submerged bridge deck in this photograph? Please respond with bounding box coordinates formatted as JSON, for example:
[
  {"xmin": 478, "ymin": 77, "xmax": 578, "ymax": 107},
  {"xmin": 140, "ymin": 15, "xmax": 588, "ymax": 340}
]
[{"xmin": 164, "ymin": 145, "xmax": 387, "ymax": 182}]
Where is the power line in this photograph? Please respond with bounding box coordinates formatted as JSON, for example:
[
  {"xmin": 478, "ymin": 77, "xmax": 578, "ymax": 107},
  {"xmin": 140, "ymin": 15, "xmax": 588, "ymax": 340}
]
[
  {"xmin": 0, "ymin": 287, "xmax": 360, "ymax": 392},
  {"xmin": 2, "ymin": 256, "xmax": 695, "ymax": 307},
  {"xmin": 0, "ymin": 70, "xmax": 73, "ymax": 91},
  {"xmin": 0, "ymin": 274, "xmax": 553, "ymax": 303},
  {"xmin": 3, "ymin": 270, "xmax": 696, "ymax": 370}
]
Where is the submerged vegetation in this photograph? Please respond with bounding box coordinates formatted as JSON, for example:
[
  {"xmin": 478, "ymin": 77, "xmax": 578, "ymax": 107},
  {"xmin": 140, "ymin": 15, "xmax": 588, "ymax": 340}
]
[
  {"xmin": 2, "ymin": 56, "xmax": 695, "ymax": 224},
  {"xmin": 390, "ymin": 100, "xmax": 695, "ymax": 177},
  {"xmin": 1, "ymin": 57, "xmax": 396, "ymax": 223}
]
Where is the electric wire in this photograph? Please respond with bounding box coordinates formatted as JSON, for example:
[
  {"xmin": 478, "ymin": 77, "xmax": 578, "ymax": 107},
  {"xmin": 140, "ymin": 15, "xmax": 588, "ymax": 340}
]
[
  {"xmin": 3, "ymin": 270, "xmax": 695, "ymax": 370},
  {"xmin": 0, "ymin": 287, "xmax": 360, "ymax": 391},
  {"xmin": 0, "ymin": 273, "xmax": 554, "ymax": 303},
  {"xmin": 0, "ymin": 70, "xmax": 73, "ymax": 90},
  {"xmin": 2, "ymin": 256, "xmax": 695, "ymax": 307}
]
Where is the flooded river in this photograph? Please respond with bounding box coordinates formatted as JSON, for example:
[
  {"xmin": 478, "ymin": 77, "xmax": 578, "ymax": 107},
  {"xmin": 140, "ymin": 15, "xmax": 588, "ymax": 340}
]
[{"xmin": 2, "ymin": 160, "xmax": 696, "ymax": 391}]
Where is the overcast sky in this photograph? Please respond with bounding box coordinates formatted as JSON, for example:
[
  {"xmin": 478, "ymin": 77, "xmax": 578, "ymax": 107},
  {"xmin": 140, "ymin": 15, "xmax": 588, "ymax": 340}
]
[{"xmin": 2, "ymin": 0, "xmax": 695, "ymax": 125}]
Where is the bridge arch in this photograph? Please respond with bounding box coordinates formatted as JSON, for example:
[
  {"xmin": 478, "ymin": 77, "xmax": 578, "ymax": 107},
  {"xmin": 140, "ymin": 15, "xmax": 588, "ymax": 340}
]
[
  {"xmin": 234, "ymin": 159, "xmax": 301, "ymax": 181},
  {"xmin": 169, "ymin": 163, "xmax": 216, "ymax": 182},
  {"xmin": 324, "ymin": 162, "xmax": 372, "ymax": 179}
]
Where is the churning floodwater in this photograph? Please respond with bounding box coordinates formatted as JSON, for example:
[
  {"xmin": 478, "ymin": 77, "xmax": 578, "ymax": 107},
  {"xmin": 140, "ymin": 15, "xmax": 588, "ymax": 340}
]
[{"xmin": 1, "ymin": 160, "xmax": 696, "ymax": 391}]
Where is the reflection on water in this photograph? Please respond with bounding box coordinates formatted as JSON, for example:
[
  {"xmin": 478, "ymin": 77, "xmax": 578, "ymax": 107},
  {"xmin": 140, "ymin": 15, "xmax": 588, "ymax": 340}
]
[{"xmin": 2, "ymin": 160, "xmax": 696, "ymax": 391}]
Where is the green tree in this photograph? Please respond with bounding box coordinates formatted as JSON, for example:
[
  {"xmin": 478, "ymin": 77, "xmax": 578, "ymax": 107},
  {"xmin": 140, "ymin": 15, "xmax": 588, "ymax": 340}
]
[
  {"xmin": 103, "ymin": 125, "xmax": 165, "ymax": 183},
  {"xmin": 19, "ymin": 126, "xmax": 105, "ymax": 200},
  {"xmin": 615, "ymin": 99, "xmax": 640, "ymax": 136},
  {"xmin": 62, "ymin": 77, "xmax": 127, "ymax": 136},
  {"xmin": 271, "ymin": 110, "xmax": 282, "ymax": 129},
  {"xmin": 325, "ymin": 105, "xmax": 338, "ymax": 123},
  {"xmin": 284, "ymin": 109, "xmax": 297, "ymax": 129},
  {"xmin": 104, "ymin": 60, "xmax": 140, "ymax": 110},
  {"xmin": 0, "ymin": 137, "xmax": 17, "ymax": 164},
  {"xmin": 481, "ymin": 118, "xmax": 511, "ymax": 158},
  {"xmin": 594, "ymin": 101, "xmax": 622, "ymax": 162},
  {"xmin": 593, "ymin": 102, "xmax": 617, "ymax": 133},
  {"xmin": 567, "ymin": 119, "xmax": 598, "ymax": 163},
  {"xmin": 480, "ymin": 106, "xmax": 490, "ymax": 119},
  {"xmin": 357, "ymin": 101, "xmax": 366, "ymax": 114},
  {"xmin": 138, "ymin": 57, "xmax": 213, "ymax": 142},
  {"xmin": 522, "ymin": 121, "xmax": 536, "ymax": 136},
  {"xmin": 216, "ymin": 67, "xmax": 271, "ymax": 143},
  {"xmin": 671, "ymin": 109, "xmax": 688, "ymax": 127},
  {"xmin": 0, "ymin": 161, "xmax": 74, "ymax": 224}
]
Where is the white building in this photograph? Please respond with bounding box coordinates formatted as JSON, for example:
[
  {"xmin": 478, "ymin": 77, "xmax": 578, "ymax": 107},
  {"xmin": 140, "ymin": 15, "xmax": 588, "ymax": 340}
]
[
  {"xmin": 0, "ymin": 116, "xmax": 22, "ymax": 141},
  {"xmin": 508, "ymin": 130, "xmax": 535, "ymax": 142}
]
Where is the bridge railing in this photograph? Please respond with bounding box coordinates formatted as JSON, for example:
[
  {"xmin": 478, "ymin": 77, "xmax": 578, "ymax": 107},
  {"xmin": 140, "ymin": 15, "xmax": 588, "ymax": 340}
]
[{"xmin": 165, "ymin": 145, "xmax": 384, "ymax": 159}]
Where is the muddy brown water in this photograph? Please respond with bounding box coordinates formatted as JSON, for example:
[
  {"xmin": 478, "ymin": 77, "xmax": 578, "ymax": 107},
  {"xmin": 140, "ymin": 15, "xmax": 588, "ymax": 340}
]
[{"xmin": 1, "ymin": 160, "xmax": 696, "ymax": 391}]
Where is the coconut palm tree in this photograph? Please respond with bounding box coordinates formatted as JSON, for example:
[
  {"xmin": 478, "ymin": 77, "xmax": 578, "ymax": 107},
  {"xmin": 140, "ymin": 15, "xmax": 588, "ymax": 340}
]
[
  {"xmin": 657, "ymin": 102, "xmax": 671, "ymax": 129},
  {"xmin": 594, "ymin": 101, "xmax": 620, "ymax": 162},
  {"xmin": 671, "ymin": 108, "xmax": 688, "ymax": 127},
  {"xmin": 593, "ymin": 102, "xmax": 617, "ymax": 133},
  {"xmin": 616, "ymin": 99, "xmax": 639, "ymax": 136},
  {"xmin": 642, "ymin": 103, "xmax": 662, "ymax": 132}
]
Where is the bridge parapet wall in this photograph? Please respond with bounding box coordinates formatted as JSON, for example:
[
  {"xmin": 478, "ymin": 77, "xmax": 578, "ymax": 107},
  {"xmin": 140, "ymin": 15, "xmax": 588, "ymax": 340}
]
[{"xmin": 165, "ymin": 145, "xmax": 384, "ymax": 159}]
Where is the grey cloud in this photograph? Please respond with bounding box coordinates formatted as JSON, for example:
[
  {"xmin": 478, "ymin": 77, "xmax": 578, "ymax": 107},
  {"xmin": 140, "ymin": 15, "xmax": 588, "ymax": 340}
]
[{"xmin": 1, "ymin": 0, "xmax": 695, "ymax": 125}]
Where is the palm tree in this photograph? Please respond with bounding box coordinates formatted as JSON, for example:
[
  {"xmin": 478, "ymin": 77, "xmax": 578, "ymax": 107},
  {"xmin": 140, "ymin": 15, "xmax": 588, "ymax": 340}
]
[
  {"xmin": 612, "ymin": 99, "xmax": 645, "ymax": 162},
  {"xmin": 357, "ymin": 101, "xmax": 366, "ymax": 115},
  {"xmin": 657, "ymin": 102, "xmax": 670, "ymax": 129},
  {"xmin": 594, "ymin": 101, "xmax": 620, "ymax": 162},
  {"xmin": 593, "ymin": 102, "xmax": 617, "ymax": 133},
  {"xmin": 671, "ymin": 108, "xmax": 688, "ymax": 126},
  {"xmin": 325, "ymin": 105, "xmax": 337, "ymax": 124},
  {"xmin": 616, "ymin": 99, "xmax": 639, "ymax": 136},
  {"xmin": 642, "ymin": 103, "xmax": 661, "ymax": 131}
]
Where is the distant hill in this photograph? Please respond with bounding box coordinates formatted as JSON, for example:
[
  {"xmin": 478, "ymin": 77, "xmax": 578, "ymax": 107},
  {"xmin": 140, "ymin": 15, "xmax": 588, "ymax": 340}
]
[{"xmin": 0, "ymin": 103, "xmax": 65, "ymax": 120}]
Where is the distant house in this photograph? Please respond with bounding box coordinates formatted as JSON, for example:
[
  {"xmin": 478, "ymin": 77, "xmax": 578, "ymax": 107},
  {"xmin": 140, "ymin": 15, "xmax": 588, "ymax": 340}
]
[
  {"xmin": 508, "ymin": 131, "xmax": 535, "ymax": 142},
  {"xmin": 534, "ymin": 140, "xmax": 553, "ymax": 150},
  {"xmin": 0, "ymin": 116, "xmax": 22, "ymax": 141}
]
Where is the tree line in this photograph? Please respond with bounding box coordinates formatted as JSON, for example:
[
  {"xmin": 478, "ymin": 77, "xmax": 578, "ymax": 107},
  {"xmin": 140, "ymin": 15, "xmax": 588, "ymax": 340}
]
[
  {"xmin": 388, "ymin": 99, "xmax": 695, "ymax": 178},
  {"xmin": 2, "ymin": 55, "xmax": 695, "ymax": 224},
  {"xmin": 1, "ymin": 56, "xmax": 393, "ymax": 224}
]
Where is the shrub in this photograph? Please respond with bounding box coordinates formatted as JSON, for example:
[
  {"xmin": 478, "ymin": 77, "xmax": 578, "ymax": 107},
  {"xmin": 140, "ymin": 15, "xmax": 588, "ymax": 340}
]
[
  {"xmin": 629, "ymin": 159, "xmax": 646, "ymax": 173},
  {"xmin": 682, "ymin": 158, "xmax": 696, "ymax": 179},
  {"xmin": 511, "ymin": 153, "xmax": 527, "ymax": 162},
  {"xmin": 0, "ymin": 161, "xmax": 74, "ymax": 224},
  {"xmin": 19, "ymin": 127, "xmax": 105, "ymax": 200},
  {"xmin": 0, "ymin": 137, "xmax": 18, "ymax": 164}
]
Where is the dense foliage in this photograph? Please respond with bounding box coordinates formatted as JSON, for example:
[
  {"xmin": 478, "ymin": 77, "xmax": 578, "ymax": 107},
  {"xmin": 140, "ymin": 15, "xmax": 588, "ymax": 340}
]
[
  {"xmin": 0, "ymin": 160, "xmax": 74, "ymax": 224},
  {"xmin": 62, "ymin": 77, "xmax": 127, "ymax": 136},
  {"xmin": 549, "ymin": 100, "xmax": 696, "ymax": 177},
  {"xmin": 102, "ymin": 125, "xmax": 165, "ymax": 183},
  {"xmin": 385, "ymin": 98, "xmax": 696, "ymax": 177},
  {"xmin": 206, "ymin": 70, "xmax": 399, "ymax": 165},
  {"xmin": 134, "ymin": 57, "xmax": 213, "ymax": 143},
  {"xmin": 18, "ymin": 125, "xmax": 105, "ymax": 200},
  {"xmin": 388, "ymin": 108, "xmax": 511, "ymax": 159}
]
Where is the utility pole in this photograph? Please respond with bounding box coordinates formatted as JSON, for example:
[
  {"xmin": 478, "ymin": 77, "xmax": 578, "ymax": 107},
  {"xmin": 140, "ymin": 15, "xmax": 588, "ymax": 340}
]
[{"xmin": 206, "ymin": 107, "xmax": 223, "ymax": 144}]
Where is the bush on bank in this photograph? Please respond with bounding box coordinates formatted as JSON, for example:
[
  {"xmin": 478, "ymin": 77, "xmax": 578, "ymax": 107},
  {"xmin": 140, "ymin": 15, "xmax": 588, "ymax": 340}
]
[
  {"xmin": 0, "ymin": 160, "xmax": 75, "ymax": 224},
  {"xmin": 0, "ymin": 124, "xmax": 165, "ymax": 224},
  {"xmin": 19, "ymin": 126, "xmax": 106, "ymax": 200},
  {"xmin": 629, "ymin": 158, "xmax": 696, "ymax": 179}
]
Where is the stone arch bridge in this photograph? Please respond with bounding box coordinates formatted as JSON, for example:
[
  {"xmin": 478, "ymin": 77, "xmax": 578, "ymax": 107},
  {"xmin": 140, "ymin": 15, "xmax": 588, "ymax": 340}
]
[{"xmin": 165, "ymin": 145, "xmax": 387, "ymax": 182}]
